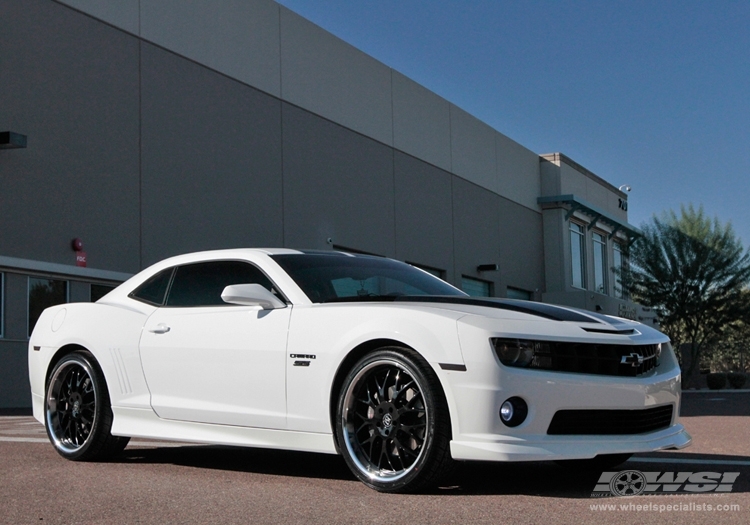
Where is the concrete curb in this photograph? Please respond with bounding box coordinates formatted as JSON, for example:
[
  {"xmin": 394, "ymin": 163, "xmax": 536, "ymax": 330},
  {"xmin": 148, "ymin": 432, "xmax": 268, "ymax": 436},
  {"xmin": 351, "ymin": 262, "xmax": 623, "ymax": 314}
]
[{"xmin": 682, "ymin": 389, "xmax": 750, "ymax": 394}]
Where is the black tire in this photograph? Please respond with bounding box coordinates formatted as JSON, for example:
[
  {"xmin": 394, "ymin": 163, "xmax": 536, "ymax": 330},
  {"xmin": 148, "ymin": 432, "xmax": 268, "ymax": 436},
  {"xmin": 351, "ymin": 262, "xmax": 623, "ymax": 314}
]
[
  {"xmin": 556, "ymin": 453, "xmax": 633, "ymax": 471},
  {"xmin": 45, "ymin": 350, "xmax": 130, "ymax": 461},
  {"xmin": 335, "ymin": 347, "xmax": 454, "ymax": 493}
]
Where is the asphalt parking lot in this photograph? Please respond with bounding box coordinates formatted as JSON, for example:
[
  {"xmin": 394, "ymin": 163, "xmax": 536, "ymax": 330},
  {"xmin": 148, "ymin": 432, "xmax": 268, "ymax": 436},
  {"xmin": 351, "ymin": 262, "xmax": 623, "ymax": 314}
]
[{"xmin": 2, "ymin": 392, "xmax": 748, "ymax": 525}]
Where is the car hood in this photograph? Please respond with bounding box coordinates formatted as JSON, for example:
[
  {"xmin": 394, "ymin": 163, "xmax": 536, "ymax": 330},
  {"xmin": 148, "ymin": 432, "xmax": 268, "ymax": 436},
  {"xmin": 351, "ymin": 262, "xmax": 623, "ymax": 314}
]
[{"xmin": 389, "ymin": 295, "xmax": 648, "ymax": 336}]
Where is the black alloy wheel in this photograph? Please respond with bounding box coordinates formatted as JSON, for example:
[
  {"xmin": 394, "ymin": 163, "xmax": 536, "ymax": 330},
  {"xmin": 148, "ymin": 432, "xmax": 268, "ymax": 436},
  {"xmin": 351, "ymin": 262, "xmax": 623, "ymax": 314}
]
[
  {"xmin": 336, "ymin": 348, "xmax": 453, "ymax": 493},
  {"xmin": 45, "ymin": 350, "xmax": 129, "ymax": 461}
]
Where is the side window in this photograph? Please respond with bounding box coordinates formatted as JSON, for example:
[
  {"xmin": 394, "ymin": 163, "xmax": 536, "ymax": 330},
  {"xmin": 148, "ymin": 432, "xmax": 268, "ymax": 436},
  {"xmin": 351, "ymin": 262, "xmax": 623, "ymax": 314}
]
[
  {"xmin": 130, "ymin": 268, "xmax": 174, "ymax": 306},
  {"xmin": 166, "ymin": 261, "xmax": 275, "ymax": 307}
]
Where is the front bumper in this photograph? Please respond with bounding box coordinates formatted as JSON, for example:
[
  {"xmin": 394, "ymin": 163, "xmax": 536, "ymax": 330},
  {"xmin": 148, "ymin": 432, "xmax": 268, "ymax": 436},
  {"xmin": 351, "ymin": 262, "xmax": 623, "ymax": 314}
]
[
  {"xmin": 442, "ymin": 322, "xmax": 690, "ymax": 462},
  {"xmin": 450, "ymin": 422, "xmax": 692, "ymax": 462}
]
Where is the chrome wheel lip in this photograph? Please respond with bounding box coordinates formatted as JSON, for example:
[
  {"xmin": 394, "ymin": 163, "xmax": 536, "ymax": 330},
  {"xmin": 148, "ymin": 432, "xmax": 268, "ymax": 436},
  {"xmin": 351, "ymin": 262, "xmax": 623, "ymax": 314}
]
[
  {"xmin": 341, "ymin": 358, "xmax": 428, "ymax": 483},
  {"xmin": 46, "ymin": 358, "xmax": 98, "ymax": 454}
]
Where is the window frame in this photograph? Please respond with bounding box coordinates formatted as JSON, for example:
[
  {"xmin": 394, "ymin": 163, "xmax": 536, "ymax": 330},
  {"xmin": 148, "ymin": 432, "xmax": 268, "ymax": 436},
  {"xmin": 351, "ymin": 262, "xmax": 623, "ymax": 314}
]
[
  {"xmin": 569, "ymin": 221, "xmax": 587, "ymax": 290},
  {"xmin": 592, "ymin": 231, "xmax": 608, "ymax": 295}
]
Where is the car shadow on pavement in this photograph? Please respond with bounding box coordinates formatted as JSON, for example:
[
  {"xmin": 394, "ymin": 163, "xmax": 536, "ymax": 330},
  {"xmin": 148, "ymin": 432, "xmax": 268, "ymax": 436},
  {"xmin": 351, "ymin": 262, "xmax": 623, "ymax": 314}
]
[
  {"xmin": 438, "ymin": 452, "xmax": 750, "ymax": 497},
  {"xmin": 119, "ymin": 444, "xmax": 356, "ymax": 482},
  {"xmin": 116, "ymin": 445, "xmax": 750, "ymax": 497}
]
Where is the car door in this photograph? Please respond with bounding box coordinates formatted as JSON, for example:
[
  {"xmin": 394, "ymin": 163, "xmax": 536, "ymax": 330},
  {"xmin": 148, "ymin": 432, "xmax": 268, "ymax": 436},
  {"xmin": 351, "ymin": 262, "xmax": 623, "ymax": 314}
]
[{"xmin": 139, "ymin": 260, "xmax": 289, "ymax": 429}]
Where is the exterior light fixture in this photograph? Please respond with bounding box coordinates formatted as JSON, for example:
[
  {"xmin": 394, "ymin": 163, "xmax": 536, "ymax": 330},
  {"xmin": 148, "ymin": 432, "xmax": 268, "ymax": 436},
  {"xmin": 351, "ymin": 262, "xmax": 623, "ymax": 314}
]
[
  {"xmin": 477, "ymin": 264, "xmax": 499, "ymax": 272},
  {"xmin": 499, "ymin": 397, "xmax": 528, "ymax": 427},
  {"xmin": 0, "ymin": 131, "xmax": 27, "ymax": 149}
]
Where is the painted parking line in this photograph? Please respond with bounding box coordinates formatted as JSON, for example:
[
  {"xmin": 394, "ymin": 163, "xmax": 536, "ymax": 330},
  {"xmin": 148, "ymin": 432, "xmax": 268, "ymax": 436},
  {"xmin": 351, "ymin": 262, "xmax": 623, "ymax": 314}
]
[
  {"xmin": 0, "ymin": 437, "xmax": 48, "ymax": 443},
  {"xmin": 630, "ymin": 456, "xmax": 750, "ymax": 466},
  {"xmin": 0, "ymin": 436, "xmax": 188, "ymax": 448}
]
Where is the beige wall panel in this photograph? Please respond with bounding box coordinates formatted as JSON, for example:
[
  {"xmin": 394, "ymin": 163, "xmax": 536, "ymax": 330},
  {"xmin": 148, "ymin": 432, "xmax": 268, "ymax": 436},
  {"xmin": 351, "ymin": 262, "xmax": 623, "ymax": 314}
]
[
  {"xmin": 57, "ymin": 0, "xmax": 139, "ymax": 35},
  {"xmin": 542, "ymin": 208, "xmax": 568, "ymax": 293},
  {"xmin": 497, "ymin": 200, "xmax": 544, "ymax": 293},
  {"xmin": 140, "ymin": 0, "xmax": 281, "ymax": 97},
  {"xmin": 585, "ymin": 177, "xmax": 611, "ymax": 211},
  {"xmin": 280, "ymin": 7, "xmax": 393, "ymax": 145},
  {"xmin": 559, "ymin": 163, "xmax": 588, "ymax": 197},
  {"xmin": 495, "ymin": 132, "xmax": 541, "ymax": 210},
  {"xmin": 539, "ymin": 159, "xmax": 561, "ymax": 196},
  {"xmin": 449, "ymin": 105, "xmax": 498, "ymax": 193},
  {"xmin": 392, "ymin": 71, "xmax": 451, "ymax": 171}
]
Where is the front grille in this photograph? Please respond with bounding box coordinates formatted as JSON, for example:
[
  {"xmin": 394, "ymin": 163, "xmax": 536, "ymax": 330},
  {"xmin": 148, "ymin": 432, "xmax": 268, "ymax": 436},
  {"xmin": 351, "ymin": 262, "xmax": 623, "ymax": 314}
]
[
  {"xmin": 547, "ymin": 405, "xmax": 674, "ymax": 435},
  {"xmin": 540, "ymin": 342, "xmax": 659, "ymax": 376}
]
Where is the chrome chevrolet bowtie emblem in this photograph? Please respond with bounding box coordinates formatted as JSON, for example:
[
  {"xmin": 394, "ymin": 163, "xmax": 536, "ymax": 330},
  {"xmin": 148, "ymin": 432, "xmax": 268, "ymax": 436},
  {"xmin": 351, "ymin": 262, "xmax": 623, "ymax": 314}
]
[{"xmin": 621, "ymin": 353, "xmax": 644, "ymax": 367}]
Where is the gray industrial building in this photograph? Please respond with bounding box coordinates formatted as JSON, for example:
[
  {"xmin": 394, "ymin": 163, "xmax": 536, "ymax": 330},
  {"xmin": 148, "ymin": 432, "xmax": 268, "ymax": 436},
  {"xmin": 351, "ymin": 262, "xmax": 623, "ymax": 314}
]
[{"xmin": 0, "ymin": 0, "xmax": 651, "ymax": 409}]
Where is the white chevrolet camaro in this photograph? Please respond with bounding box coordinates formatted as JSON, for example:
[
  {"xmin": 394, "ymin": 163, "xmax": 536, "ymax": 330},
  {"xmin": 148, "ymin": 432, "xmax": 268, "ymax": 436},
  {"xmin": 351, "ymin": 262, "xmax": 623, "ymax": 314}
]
[{"xmin": 28, "ymin": 249, "xmax": 691, "ymax": 492}]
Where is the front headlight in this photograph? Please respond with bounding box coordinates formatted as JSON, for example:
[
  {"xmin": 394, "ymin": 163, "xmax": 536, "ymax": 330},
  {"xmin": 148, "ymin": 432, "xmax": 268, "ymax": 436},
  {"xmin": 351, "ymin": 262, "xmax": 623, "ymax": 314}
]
[
  {"xmin": 492, "ymin": 338, "xmax": 552, "ymax": 369},
  {"xmin": 656, "ymin": 341, "xmax": 670, "ymax": 367},
  {"xmin": 491, "ymin": 338, "xmax": 666, "ymax": 375}
]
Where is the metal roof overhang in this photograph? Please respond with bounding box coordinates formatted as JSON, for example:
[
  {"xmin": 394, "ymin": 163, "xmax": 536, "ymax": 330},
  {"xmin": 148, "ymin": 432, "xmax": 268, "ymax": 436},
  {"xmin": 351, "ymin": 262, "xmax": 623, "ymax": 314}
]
[{"xmin": 537, "ymin": 194, "xmax": 641, "ymax": 241}]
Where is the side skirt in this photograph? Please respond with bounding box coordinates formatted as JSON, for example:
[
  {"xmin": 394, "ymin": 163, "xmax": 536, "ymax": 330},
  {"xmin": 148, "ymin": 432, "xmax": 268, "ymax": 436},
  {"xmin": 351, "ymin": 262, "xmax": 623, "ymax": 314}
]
[{"xmin": 111, "ymin": 406, "xmax": 338, "ymax": 455}]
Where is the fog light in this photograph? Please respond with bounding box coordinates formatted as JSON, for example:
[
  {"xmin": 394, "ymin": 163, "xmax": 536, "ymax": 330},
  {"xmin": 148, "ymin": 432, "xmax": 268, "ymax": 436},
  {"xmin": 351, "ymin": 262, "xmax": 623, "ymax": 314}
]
[{"xmin": 499, "ymin": 397, "xmax": 528, "ymax": 427}]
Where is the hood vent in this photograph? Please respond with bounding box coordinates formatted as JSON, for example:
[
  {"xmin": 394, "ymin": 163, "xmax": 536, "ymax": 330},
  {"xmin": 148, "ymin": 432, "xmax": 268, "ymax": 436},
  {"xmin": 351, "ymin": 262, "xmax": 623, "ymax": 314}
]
[{"xmin": 581, "ymin": 327, "xmax": 637, "ymax": 335}]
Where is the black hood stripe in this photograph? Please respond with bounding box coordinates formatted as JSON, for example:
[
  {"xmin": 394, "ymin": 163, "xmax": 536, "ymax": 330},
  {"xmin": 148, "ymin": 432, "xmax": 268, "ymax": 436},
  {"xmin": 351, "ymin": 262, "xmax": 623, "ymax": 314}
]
[{"xmin": 393, "ymin": 296, "xmax": 602, "ymax": 323}]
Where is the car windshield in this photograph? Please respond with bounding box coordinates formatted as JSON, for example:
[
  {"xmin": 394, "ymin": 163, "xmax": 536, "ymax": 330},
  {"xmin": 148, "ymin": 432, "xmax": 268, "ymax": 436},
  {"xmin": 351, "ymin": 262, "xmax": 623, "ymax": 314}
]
[{"xmin": 270, "ymin": 253, "xmax": 466, "ymax": 303}]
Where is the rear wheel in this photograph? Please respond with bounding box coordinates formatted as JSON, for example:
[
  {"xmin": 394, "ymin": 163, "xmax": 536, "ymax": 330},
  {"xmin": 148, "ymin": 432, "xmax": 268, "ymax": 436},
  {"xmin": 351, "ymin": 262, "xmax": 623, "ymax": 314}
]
[
  {"xmin": 335, "ymin": 348, "xmax": 453, "ymax": 493},
  {"xmin": 45, "ymin": 350, "xmax": 129, "ymax": 460}
]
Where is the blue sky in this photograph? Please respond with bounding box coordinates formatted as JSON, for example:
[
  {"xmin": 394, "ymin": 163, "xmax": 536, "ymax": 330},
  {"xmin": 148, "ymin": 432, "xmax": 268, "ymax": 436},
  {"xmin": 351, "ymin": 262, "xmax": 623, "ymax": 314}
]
[{"xmin": 277, "ymin": 0, "xmax": 750, "ymax": 248}]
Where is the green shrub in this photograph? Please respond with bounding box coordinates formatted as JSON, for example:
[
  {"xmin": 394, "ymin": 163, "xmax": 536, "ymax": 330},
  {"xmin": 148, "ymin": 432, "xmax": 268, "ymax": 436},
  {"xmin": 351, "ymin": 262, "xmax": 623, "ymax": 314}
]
[
  {"xmin": 727, "ymin": 372, "xmax": 747, "ymax": 389},
  {"xmin": 706, "ymin": 373, "xmax": 727, "ymax": 390}
]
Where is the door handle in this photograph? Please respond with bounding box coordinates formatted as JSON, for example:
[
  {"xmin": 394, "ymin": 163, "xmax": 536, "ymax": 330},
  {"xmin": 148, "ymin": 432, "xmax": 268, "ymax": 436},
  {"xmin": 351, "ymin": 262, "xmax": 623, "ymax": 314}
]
[{"xmin": 149, "ymin": 323, "xmax": 171, "ymax": 334}]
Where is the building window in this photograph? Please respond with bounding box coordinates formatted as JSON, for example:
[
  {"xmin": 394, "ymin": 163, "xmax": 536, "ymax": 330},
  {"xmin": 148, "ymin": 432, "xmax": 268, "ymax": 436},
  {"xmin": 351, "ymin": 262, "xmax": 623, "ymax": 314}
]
[
  {"xmin": 570, "ymin": 222, "xmax": 586, "ymax": 289},
  {"xmin": 91, "ymin": 284, "xmax": 116, "ymax": 302},
  {"xmin": 0, "ymin": 273, "xmax": 4, "ymax": 338},
  {"xmin": 613, "ymin": 242, "xmax": 628, "ymax": 299},
  {"xmin": 461, "ymin": 276, "xmax": 492, "ymax": 297},
  {"xmin": 28, "ymin": 277, "xmax": 68, "ymax": 337},
  {"xmin": 592, "ymin": 232, "xmax": 607, "ymax": 294},
  {"xmin": 507, "ymin": 287, "xmax": 531, "ymax": 300}
]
